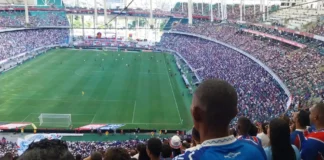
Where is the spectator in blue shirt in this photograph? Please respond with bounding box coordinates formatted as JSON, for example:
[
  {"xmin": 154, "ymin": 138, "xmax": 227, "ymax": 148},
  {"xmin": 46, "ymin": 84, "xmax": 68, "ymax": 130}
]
[
  {"xmin": 237, "ymin": 117, "xmax": 262, "ymax": 147},
  {"xmin": 174, "ymin": 79, "xmax": 266, "ymax": 160},
  {"xmin": 301, "ymin": 102, "xmax": 324, "ymax": 160},
  {"xmin": 290, "ymin": 110, "xmax": 310, "ymax": 150},
  {"xmin": 264, "ymin": 118, "xmax": 300, "ymax": 160}
]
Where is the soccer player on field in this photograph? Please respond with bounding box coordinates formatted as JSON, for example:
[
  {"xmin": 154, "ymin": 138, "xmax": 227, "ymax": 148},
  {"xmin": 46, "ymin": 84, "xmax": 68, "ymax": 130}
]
[
  {"xmin": 174, "ymin": 79, "xmax": 266, "ymax": 160},
  {"xmin": 301, "ymin": 102, "xmax": 324, "ymax": 160},
  {"xmin": 82, "ymin": 91, "xmax": 85, "ymax": 96}
]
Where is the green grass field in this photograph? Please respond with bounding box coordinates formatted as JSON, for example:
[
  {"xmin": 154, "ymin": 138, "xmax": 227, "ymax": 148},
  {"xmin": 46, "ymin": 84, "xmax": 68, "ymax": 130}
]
[{"xmin": 0, "ymin": 49, "xmax": 193, "ymax": 130}]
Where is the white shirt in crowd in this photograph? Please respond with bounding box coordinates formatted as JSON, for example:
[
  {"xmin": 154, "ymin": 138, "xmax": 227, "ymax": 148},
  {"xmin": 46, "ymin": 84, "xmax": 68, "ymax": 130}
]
[{"xmin": 257, "ymin": 132, "xmax": 270, "ymax": 148}]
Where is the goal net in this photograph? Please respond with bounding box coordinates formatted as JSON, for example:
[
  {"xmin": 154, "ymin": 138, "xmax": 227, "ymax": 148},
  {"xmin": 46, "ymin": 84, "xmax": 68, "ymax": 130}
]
[{"xmin": 38, "ymin": 113, "xmax": 72, "ymax": 127}]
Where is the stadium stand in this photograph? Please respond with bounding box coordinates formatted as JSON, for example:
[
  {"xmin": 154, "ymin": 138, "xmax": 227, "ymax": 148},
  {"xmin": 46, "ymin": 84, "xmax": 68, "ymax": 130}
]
[
  {"xmin": 0, "ymin": 29, "xmax": 69, "ymax": 62},
  {"xmin": 160, "ymin": 33, "xmax": 288, "ymax": 123},
  {"xmin": 309, "ymin": 20, "xmax": 324, "ymax": 36},
  {"xmin": 0, "ymin": 8, "xmax": 69, "ymax": 27},
  {"xmin": 270, "ymin": 8, "xmax": 324, "ymax": 31},
  {"xmin": 171, "ymin": 2, "xmax": 267, "ymax": 22},
  {"xmin": 171, "ymin": 23, "xmax": 324, "ymax": 102}
]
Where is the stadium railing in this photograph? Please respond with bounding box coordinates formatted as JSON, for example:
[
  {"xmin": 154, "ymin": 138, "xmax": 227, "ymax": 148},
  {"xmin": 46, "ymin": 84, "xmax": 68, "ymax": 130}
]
[{"xmin": 156, "ymin": 47, "xmax": 202, "ymax": 84}]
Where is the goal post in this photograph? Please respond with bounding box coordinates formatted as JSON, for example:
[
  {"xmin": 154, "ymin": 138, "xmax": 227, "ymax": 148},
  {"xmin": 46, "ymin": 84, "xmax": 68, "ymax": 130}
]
[{"xmin": 38, "ymin": 113, "xmax": 72, "ymax": 127}]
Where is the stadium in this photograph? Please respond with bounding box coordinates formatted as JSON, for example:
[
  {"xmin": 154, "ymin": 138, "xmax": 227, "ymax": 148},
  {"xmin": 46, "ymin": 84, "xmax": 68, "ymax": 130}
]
[{"xmin": 0, "ymin": 0, "xmax": 323, "ymax": 159}]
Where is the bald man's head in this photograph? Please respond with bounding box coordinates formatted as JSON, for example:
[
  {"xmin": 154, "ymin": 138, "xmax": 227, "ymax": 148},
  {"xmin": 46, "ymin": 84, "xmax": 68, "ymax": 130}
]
[
  {"xmin": 310, "ymin": 102, "xmax": 324, "ymax": 127},
  {"xmin": 191, "ymin": 79, "xmax": 238, "ymax": 130}
]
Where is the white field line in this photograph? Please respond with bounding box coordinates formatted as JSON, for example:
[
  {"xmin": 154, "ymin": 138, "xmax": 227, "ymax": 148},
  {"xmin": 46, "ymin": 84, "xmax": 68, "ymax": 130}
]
[
  {"xmin": 163, "ymin": 56, "xmax": 182, "ymax": 124},
  {"xmin": 132, "ymin": 101, "xmax": 137, "ymax": 123},
  {"xmin": 2, "ymin": 97, "xmax": 127, "ymax": 103},
  {"xmin": 30, "ymin": 113, "xmax": 95, "ymax": 116},
  {"xmin": 90, "ymin": 114, "xmax": 97, "ymax": 124},
  {"xmin": 21, "ymin": 113, "xmax": 32, "ymax": 122}
]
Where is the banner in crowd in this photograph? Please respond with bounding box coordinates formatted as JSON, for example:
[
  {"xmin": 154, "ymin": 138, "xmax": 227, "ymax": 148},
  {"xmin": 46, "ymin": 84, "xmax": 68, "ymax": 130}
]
[
  {"xmin": 76, "ymin": 124, "xmax": 125, "ymax": 130},
  {"xmin": 242, "ymin": 29, "xmax": 307, "ymax": 48},
  {"xmin": 0, "ymin": 122, "xmax": 31, "ymax": 129},
  {"xmin": 17, "ymin": 134, "xmax": 62, "ymax": 155},
  {"xmin": 76, "ymin": 124, "xmax": 107, "ymax": 130},
  {"xmin": 99, "ymin": 124, "xmax": 125, "ymax": 130}
]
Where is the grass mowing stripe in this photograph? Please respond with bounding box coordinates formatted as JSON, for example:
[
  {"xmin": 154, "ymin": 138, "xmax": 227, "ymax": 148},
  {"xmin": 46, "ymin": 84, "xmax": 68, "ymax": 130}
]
[{"xmin": 0, "ymin": 49, "xmax": 191, "ymax": 129}]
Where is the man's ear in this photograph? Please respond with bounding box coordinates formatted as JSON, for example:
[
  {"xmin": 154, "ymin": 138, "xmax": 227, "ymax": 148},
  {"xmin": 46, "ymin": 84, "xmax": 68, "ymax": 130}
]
[
  {"xmin": 315, "ymin": 114, "xmax": 320, "ymax": 121},
  {"xmin": 146, "ymin": 148, "xmax": 151, "ymax": 157},
  {"xmin": 192, "ymin": 105, "xmax": 203, "ymax": 123}
]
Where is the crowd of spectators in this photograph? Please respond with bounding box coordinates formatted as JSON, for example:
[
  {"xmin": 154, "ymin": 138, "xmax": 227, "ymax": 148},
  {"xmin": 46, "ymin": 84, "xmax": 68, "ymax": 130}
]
[
  {"xmin": 0, "ymin": 80, "xmax": 323, "ymax": 160},
  {"xmin": 160, "ymin": 33, "xmax": 287, "ymax": 123},
  {"xmin": 0, "ymin": 135, "xmax": 190, "ymax": 159},
  {"xmin": 171, "ymin": 23, "xmax": 324, "ymax": 101},
  {"xmin": 309, "ymin": 21, "xmax": 324, "ymax": 36},
  {"xmin": 67, "ymin": 139, "xmax": 147, "ymax": 158},
  {"xmin": 0, "ymin": 29, "xmax": 69, "ymax": 62},
  {"xmin": 243, "ymin": 24, "xmax": 324, "ymax": 49},
  {"xmin": 0, "ymin": 10, "xmax": 69, "ymax": 27},
  {"xmin": 0, "ymin": 141, "xmax": 17, "ymax": 158}
]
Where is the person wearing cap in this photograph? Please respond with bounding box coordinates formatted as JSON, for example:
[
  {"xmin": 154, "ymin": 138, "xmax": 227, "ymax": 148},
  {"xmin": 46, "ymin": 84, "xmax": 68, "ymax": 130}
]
[
  {"xmin": 174, "ymin": 79, "xmax": 266, "ymax": 160},
  {"xmin": 169, "ymin": 135, "xmax": 181, "ymax": 157}
]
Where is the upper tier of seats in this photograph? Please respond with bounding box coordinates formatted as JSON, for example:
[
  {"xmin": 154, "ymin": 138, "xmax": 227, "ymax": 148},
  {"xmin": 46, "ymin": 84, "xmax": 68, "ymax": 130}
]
[
  {"xmin": 170, "ymin": 23, "xmax": 324, "ymax": 101},
  {"xmin": 0, "ymin": 11, "xmax": 69, "ymax": 27}
]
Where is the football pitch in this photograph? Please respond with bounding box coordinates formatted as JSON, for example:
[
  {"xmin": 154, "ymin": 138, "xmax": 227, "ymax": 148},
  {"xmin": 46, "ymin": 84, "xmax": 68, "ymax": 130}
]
[{"xmin": 0, "ymin": 49, "xmax": 193, "ymax": 130}]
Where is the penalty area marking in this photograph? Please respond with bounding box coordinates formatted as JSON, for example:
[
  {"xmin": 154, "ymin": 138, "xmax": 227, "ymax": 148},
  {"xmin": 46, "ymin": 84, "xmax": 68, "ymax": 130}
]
[
  {"xmin": 90, "ymin": 114, "xmax": 97, "ymax": 124},
  {"xmin": 30, "ymin": 113, "xmax": 95, "ymax": 116},
  {"xmin": 21, "ymin": 113, "xmax": 32, "ymax": 122},
  {"xmin": 74, "ymin": 70, "xmax": 168, "ymax": 77},
  {"xmin": 132, "ymin": 101, "xmax": 136, "ymax": 123},
  {"xmin": 16, "ymin": 113, "xmax": 181, "ymax": 126},
  {"xmin": 27, "ymin": 113, "xmax": 96, "ymax": 123},
  {"xmin": 66, "ymin": 48, "xmax": 104, "ymax": 52}
]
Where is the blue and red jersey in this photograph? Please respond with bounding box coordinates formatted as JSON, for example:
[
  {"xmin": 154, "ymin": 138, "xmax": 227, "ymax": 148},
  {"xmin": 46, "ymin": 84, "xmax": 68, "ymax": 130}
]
[
  {"xmin": 174, "ymin": 135, "xmax": 266, "ymax": 160},
  {"xmin": 238, "ymin": 135, "xmax": 262, "ymax": 147},
  {"xmin": 290, "ymin": 129, "xmax": 308, "ymax": 150},
  {"xmin": 301, "ymin": 130, "xmax": 324, "ymax": 160}
]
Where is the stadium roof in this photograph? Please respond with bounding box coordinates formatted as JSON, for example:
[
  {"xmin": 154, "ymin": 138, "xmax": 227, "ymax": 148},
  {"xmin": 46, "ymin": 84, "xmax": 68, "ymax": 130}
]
[{"xmin": 0, "ymin": 0, "xmax": 35, "ymax": 5}]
